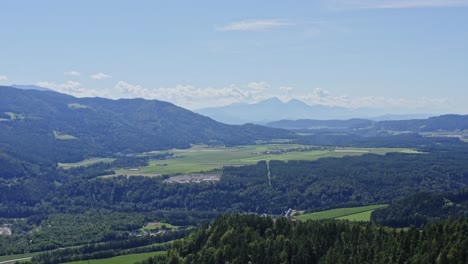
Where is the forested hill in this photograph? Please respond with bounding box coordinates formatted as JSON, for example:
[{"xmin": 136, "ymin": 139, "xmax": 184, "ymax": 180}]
[
  {"xmin": 372, "ymin": 188, "xmax": 468, "ymax": 228},
  {"xmin": 0, "ymin": 86, "xmax": 294, "ymax": 163},
  {"xmin": 138, "ymin": 215, "xmax": 468, "ymax": 264}
]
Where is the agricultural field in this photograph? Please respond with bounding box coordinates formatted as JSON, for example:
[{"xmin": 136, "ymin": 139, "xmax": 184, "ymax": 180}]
[
  {"xmin": 65, "ymin": 251, "xmax": 165, "ymax": 264},
  {"xmin": 59, "ymin": 158, "xmax": 116, "ymax": 169},
  {"xmin": 295, "ymin": 204, "xmax": 388, "ymax": 222},
  {"xmin": 113, "ymin": 144, "xmax": 418, "ymax": 176}
]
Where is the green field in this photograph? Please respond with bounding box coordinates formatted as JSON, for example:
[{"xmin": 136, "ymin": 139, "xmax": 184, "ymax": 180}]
[
  {"xmin": 59, "ymin": 158, "xmax": 116, "ymax": 169},
  {"xmin": 65, "ymin": 251, "xmax": 165, "ymax": 264},
  {"xmin": 335, "ymin": 210, "xmax": 376, "ymax": 221},
  {"xmin": 0, "ymin": 252, "xmax": 40, "ymax": 262},
  {"xmin": 113, "ymin": 144, "xmax": 417, "ymax": 175},
  {"xmin": 295, "ymin": 204, "xmax": 388, "ymax": 222},
  {"xmin": 140, "ymin": 222, "xmax": 177, "ymax": 231}
]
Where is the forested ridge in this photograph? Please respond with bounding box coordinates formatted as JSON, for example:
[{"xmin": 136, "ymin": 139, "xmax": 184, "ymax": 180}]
[
  {"xmin": 137, "ymin": 214, "xmax": 468, "ymax": 264},
  {"xmin": 372, "ymin": 188, "xmax": 468, "ymax": 227}
]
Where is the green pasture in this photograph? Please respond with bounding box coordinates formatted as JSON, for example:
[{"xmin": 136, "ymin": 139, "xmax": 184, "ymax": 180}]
[
  {"xmin": 65, "ymin": 251, "xmax": 165, "ymax": 264},
  {"xmin": 140, "ymin": 222, "xmax": 177, "ymax": 231},
  {"xmin": 295, "ymin": 204, "xmax": 388, "ymax": 222},
  {"xmin": 59, "ymin": 158, "xmax": 116, "ymax": 169},
  {"xmin": 335, "ymin": 210, "xmax": 376, "ymax": 221},
  {"xmin": 114, "ymin": 144, "xmax": 418, "ymax": 175}
]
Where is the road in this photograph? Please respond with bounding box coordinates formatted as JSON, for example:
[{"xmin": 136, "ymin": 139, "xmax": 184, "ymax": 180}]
[{"xmin": 266, "ymin": 160, "xmax": 272, "ymax": 186}]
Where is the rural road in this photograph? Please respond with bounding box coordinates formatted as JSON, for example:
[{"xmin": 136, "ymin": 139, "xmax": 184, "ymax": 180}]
[
  {"xmin": 0, "ymin": 257, "xmax": 32, "ymax": 264},
  {"xmin": 267, "ymin": 160, "xmax": 272, "ymax": 186}
]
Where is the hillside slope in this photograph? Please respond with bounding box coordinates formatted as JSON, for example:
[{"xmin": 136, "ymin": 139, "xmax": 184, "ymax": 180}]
[{"xmin": 0, "ymin": 86, "xmax": 293, "ymax": 163}]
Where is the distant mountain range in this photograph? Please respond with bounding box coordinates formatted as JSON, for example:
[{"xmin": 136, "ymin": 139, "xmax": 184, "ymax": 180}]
[
  {"xmin": 0, "ymin": 86, "xmax": 293, "ymax": 163},
  {"xmin": 267, "ymin": 115, "xmax": 468, "ymax": 133},
  {"xmin": 12, "ymin": 84, "xmax": 54, "ymax": 92},
  {"xmin": 195, "ymin": 97, "xmax": 433, "ymax": 124}
]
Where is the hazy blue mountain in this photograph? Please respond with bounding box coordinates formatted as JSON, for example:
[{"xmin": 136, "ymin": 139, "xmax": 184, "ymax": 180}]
[
  {"xmin": 12, "ymin": 84, "xmax": 54, "ymax": 92},
  {"xmin": 267, "ymin": 114, "xmax": 468, "ymax": 133},
  {"xmin": 369, "ymin": 113, "xmax": 434, "ymax": 121},
  {"xmin": 195, "ymin": 97, "xmax": 375, "ymax": 124},
  {"xmin": 0, "ymin": 86, "xmax": 293, "ymax": 163},
  {"xmin": 267, "ymin": 119, "xmax": 374, "ymax": 130}
]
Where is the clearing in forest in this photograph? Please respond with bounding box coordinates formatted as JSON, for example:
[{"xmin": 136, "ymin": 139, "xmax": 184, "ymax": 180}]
[{"xmin": 295, "ymin": 204, "xmax": 388, "ymax": 222}]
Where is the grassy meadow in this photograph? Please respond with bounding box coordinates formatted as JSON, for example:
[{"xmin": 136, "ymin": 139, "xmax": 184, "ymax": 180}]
[
  {"xmin": 295, "ymin": 204, "xmax": 388, "ymax": 222},
  {"xmin": 64, "ymin": 251, "xmax": 165, "ymax": 264},
  {"xmin": 140, "ymin": 222, "xmax": 178, "ymax": 231}
]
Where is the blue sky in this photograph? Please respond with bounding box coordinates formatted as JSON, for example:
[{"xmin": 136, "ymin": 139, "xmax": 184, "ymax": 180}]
[{"xmin": 0, "ymin": 0, "xmax": 467, "ymax": 113}]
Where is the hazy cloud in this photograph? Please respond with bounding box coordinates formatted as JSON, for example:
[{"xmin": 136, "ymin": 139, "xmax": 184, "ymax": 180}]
[
  {"xmin": 0, "ymin": 75, "xmax": 8, "ymax": 81},
  {"xmin": 115, "ymin": 81, "xmax": 150, "ymax": 98},
  {"xmin": 217, "ymin": 19, "xmax": 293, "ymax": 31},
  {"xmin": 41, "ymin": 79, "xmax": 449, "ymax": 112},
  {"xmin": 295, "ymin": 87, "xmax": 449, "ymax": 110},
  {"xmin": 64, "ymin": 70, "xmax": 80, "ymax": 76},
  {"xmin": 115, "ymin": 81, "xmax": 450, "ymax": 111},
  {"xmin": 279, "ymin": 86, "xmax": 294, "ymax": 92},
  {"xmin": 247, "ymin": 81, "xmax": 270, "ymax": 91},
  {"xmin": 115, "ymin": 81, "xmax": 272, "ymax": 109},
  {"xmin": 91, "ymin": 72, "xmax": 112, "ymax": 80},
  {"xmin": 323, "ymin": 0, "xmax": 468, "ymax": 9},
  {"xmin": 36, "ymin": 81, "xmax": 102, "ymax": 97}
]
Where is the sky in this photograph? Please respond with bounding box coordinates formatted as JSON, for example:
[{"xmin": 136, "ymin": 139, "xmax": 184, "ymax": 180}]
[{"xmin": 1, "ymin": 0, "xmax": 467, "ymax": 113}]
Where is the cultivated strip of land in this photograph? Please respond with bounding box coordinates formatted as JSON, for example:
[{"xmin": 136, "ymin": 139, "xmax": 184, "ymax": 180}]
[
  {"xmin": 105, "ymin": 144, "xmax": 419, "ymax": 176},
  {"xmin": 295, "ymin": 204, "xmax": 388, "ymax": 222},
  {"xmin": 59, "ymin": 158, "xmax": 116, "ymax": 169},
  {"xmin": 64, "ymin": 251, "xmax": 165, "ymax": 264}
]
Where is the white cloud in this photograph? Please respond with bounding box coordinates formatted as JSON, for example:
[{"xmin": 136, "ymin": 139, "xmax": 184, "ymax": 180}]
[
  {"xmin": 217, "ymin": 19, "xmax": 293, "ymax": 31},
  {"xmin": 114, "ymin": 81, "xmax": 450, "ymax": 111},
  {"xmin": 295, "ymin": 87, "xmax": 449, "ymax": 110},
  {"xmin": 36, "ymin": 81, "xmax": 103, "ymax": 97},
  {"xmin": 279, "ymin": 86, "xmax": 294, "ymax": 92},
  {"xmin": 0, "ymin": 75, "xmax": 8, "ymax": 81},
  {"xmin": 247, "ymin": 81, "xmax": 270, "ymax": 91},
  {"xmin": 64, "ymin": 70, "xmax": 80, "ymax": 76},
  {"xmin": 37, "ymin": 79, "xmax": 450, "ymax": 112},
  {"xmin": 91, "ymin": 72, "xmax": 112, "ymax": 80},
  {"xmin": 324, "ymin": 0, "xmax": 468, "ymax": 9},
  {"xmin": 115, "ymin": 81, "xmax": 273, "ymax": 109},
  {"xmin": 115, "ymin": 81, "xmax": 150, "ymax": 98}
]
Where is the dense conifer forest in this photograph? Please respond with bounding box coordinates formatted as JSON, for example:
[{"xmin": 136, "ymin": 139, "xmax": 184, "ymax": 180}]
[{"xmin": 137, "ymin": 214, "xmax": 468, "ymax": 264}]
